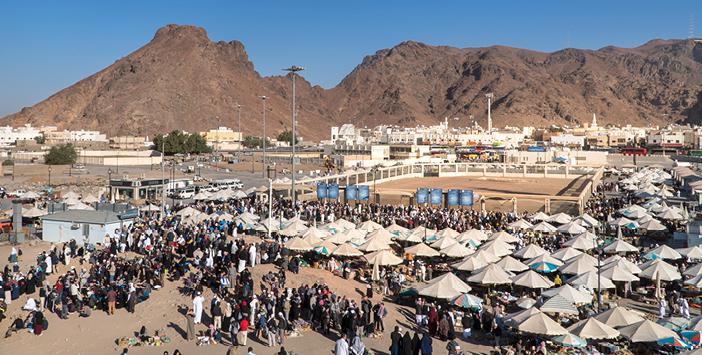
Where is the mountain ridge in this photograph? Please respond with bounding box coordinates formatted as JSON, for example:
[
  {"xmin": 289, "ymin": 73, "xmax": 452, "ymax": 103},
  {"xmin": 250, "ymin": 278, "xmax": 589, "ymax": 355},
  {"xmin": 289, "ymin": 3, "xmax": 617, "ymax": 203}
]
[{"xmin": 4, "ymin": 24, "xmax": 702, "ymax": 140}]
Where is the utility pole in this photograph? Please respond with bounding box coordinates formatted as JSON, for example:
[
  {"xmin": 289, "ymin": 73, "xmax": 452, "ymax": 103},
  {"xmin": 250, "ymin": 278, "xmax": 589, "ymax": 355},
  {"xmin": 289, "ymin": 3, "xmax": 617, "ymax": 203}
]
[
  {"xmin": 284, "ymin": 65, "xmax": 304, "ymax": 213},
  {"xmin": 261, "ymin": 95, "xmax": 268, "ymax": 178},
  {"xmin": 160, "ymin": 137, "xmax": 165, "ymax": 218},
  {"xmin": 485, "ymin": 93, "xmax": 494, "ymax": 132},
  {"xmin": 236, "ymin": 103, "xmax": 243, "ymax": 147}
]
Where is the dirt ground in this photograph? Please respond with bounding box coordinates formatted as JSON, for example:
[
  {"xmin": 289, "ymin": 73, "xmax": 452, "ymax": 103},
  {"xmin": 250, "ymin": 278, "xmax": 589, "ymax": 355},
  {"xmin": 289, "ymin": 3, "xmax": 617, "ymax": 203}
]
[
  {"xmin": 374, "ymin": 176, "xmax": 590, "ymax": 214},
  {"xmin": 0, "ymin": 242, "xmax": 494, "ymax": 355}
]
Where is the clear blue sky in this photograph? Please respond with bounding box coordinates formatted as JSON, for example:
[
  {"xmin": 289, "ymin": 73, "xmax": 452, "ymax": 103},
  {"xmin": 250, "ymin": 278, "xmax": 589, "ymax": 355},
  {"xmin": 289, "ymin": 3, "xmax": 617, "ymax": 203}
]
[{"xmin": 0, "ymin": 0, "xmax": 699, "ymax": 116}]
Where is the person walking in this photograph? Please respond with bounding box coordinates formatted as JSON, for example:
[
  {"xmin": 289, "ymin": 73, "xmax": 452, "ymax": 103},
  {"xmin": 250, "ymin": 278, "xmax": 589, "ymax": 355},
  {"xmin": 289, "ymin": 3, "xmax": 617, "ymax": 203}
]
[
  {"xmin": 107, "ymin": 287, "xmax": 117, "ymax": 315},
  {"xmin": 185, "ymin": 309, "xmax": 195, "ymax": 341},
  {"xmin": 193, "ymin": 292, "xmax": 205, "ymax": 324},
  {"xmin": 335, "ymin": 333, "xmax": 349, "ymax": 355}
]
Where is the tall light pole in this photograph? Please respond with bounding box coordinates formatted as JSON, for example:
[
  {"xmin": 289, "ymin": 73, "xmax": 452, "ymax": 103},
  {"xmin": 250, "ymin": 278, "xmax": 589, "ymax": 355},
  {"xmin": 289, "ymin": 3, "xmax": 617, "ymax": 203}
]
[
  {"xmin": 160, "ymin": 135, "xmax": 165, "ymax": 218},
  {"xmin": 284, "ymin": 65, "xmax": 304, "ymax": 212},
  {"xmin": 47, "ymin": 166, "xmax": 52, "ymax": 189},
  {"xmin": 485, "ymin": 93, "xmax": 494, "ymax": 132},
  {"xmin": 236, "ymin": 103, "xmax": 243, "ymax": 146},
  {"xmin": 260, "ymin": 95, "xmax": 268, "ymax": 178}
]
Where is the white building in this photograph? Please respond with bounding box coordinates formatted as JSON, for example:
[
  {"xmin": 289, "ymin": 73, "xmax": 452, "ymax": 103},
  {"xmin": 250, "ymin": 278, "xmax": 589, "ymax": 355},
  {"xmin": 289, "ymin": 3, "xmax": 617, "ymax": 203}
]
[{"xmin": 0, "ymin": 124, "xmax": 42, "ymax": 146}]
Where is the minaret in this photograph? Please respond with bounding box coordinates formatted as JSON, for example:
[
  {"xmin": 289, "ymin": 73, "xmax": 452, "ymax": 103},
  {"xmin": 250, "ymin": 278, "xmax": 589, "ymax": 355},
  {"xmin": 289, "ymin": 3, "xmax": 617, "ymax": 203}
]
[
  {"xmin": 486, "ymin": 93, "xmax": 494, "ymax": 132},
  {"xmin": 592, "ymin": 113, "xmax": 598, "ymax": 128}
]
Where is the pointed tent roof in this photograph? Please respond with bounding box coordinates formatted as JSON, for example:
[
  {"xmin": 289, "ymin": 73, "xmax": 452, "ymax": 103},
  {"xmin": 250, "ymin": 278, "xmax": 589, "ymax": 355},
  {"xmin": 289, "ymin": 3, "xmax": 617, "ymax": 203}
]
[
  {"xmin": 593, "ymin": 306, "xmax": 645, "ymax": 328},
  {"xmin": 429, "ymin": 236, "xmax": 458, "ymax": 250},
  {"xmin": 407, "ymin": 226, "xmax": 437, "ymax": 242},
  {"xmin": 23, "ymin": 206, "xmax": 47, "ymax": 218},
  {"xmin": 333, "ymin": 218, "xmax": 357, "ymax": 230},
  {"xmin": 539, "ymin": 294, "xmax": 579, "ymax": 315},
  {"xmin": 357, "ymin": 237, "xmax": 392, "ymax": 252},
  {"xmin": 602, "ymin": 239, "xmax": 638, "ymax": 254},
  {"xmin": 599, "ymin": 264, "xmax": 640, "ymax": 282},
  {"xmin": 404, "ymin": 243, "xmax": 440, "ymax": 257},
  {"xmin": 452, "ymin": 250, "xmax": 499, "ymax": 271},
  {"xmin": 551, "ymin": 247, "xmax": 583, "ymax": 262},
  {"xmin": 526, "ymin": 253, "xmax": 564, "ymax": 268},
  {"xmin": 563, "ymin": 233, "xmax": 596, "ymax": 250},
  {"xmin": 436, "ymin": 227, "xmax": 460, "ymax": 238},
  {"xmin": 385, "ymin": 222, "xmax": 409, "ymax": 237},
  {"xmin": 602, "ymin": 258, "xmax": 642, "ymax": 274},
  {"xmin": 416, "ymin": 272, "xmax": 472, "ymax": 300},
  {"xmin": 284, "ymin": 237, "xmax": 314, "ymax": 251},
  {"xmin": 677, "ymin": 246, "xmax": 702, "ymax": 260},
  {"xmin": 547, "ymin": 212, "xmax": 573, "ymax": 224},
  {"xmin": 456, "ymin": 229, "xmax": 488, "ymax": 243},
  {"xmin": 531, "ymin": 221, "xmax": 559, "ymax": 233},
  {"xmin": 467, "ymin": 264, "xmax": 513, "ymax": 285},
  {"xmin": 518, "ymin": 312, "xmax": 569, "ymax": 336},
  {"xmin": 514, "ymin": 244, "xmax": 549, "ymax": 259},
  {"xmin": 567, "ymin": 318, "xmax": 620, "ymax": 340},
  {"xmin": 302, "ymin": 226, "xmax": 331, "ymax": 241},
  {"xmin": 639, "ymin": 259, "xmax": 682, "ymax": 281},
  {"xmin": 568, "ymin": 271, "xmax": 616, "ymax": 290},
  {"xmin": 511, "ymin": 270, "xmax": 555, "ymax": 289},
  {"xmin": 542, "ymin": 284, "xmax": 592, "ymax": 304},
  {"xmin": 495, "ymin": 255, "xmax": 529, "ymax": 273},
  {"xmin": 364, "ymin": 249, "xmax": 403, "ymax": 266},
  {"xmin": 618, "ymin": 320, "xmax": 677, "ymax": 343},
  {"xmin": 639, "ymin": 218, "xmax": 668, "ymax": 231},
  {"xmin": 439, "ymin": 242, "xmax": 474, "ymax": 258},
  {"xmin": 684, "ymin": 273, "xmax": 702, "ymax": 288},
  {"xmin": 557, "ymin": 221, "xmax": 587, "ymax": 235},
  {"xmin": 505, "ymin": 307, "xmax": 542, "ymax": 327},
  {"xmin": 684, "ymin": 262, "xmax": 702, "ymax": 277},
  {"xmin": 558, "ymin": 257, "xmax": 597, "ymax": 275},
  {"xmin": 479, "ymin": 239, "xmax": 515, "ymax": 257},
  {"xmin": 645, "ymin": 244, "xmax": 682, "ymax": 260},
  {"xmin": 488, "ymin": 230, "xmax": 520, "ymax": 243},
  {"xmin": 530, "ymin": 211, "xmax": 550, "ymax": 221},
  {"xmin": 358, "ymin": 219, "xmax": 383, "ymax": 232},
  {"xmin": 331, "ymin": 243, "xmax": 363, "ymax": 257},
  {"xmin": 365, "ymin": 228, "xmax": 395, "ymax": 244},
  {"xmin": 279, "ymin": 220, "xmax": 308, "ymax": 237}
]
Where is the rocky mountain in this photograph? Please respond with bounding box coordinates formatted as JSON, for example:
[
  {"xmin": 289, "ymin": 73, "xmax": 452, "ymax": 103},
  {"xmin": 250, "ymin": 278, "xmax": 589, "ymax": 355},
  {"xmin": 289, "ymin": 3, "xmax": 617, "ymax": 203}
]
[{"xmin": 4, "ymin": 25, "xmax": 702, "ymax": 140}]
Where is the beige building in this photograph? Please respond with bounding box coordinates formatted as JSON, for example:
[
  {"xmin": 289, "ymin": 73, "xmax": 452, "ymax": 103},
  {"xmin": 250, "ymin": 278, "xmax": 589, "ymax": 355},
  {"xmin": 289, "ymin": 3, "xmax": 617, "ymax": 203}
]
[
  {"xmin": 110, "ymin": 136, "xmax": 148, "ymax": 150},
  {"xmin": 200, "ymin": 127, "xmax": 243, "ymax": 151}
]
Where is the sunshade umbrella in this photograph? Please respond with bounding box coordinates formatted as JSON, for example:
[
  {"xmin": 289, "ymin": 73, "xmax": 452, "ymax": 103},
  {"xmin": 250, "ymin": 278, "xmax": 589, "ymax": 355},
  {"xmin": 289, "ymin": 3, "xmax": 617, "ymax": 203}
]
[
  {"xmin": 302, "ymin": 226, "xmax": 331, "ymax": 240},
  {"xmin": 639, "ymin": 259, "xmax": 682, "ymax": 281},
  {"xmin": 364, "ymin": 249, "xmax": 403, "ymax": 266},
  {"xmin": 547, "ymin": 212, "xmax": 572, "ymax": 224},
  {"xmin": 645, "ymin": 244, "xmax": 682, "ymax": 260},
  {"xmin": 488, "ymin": 230, "xmax": 520, "ymax": 243},
  {"xmin": 333, "ymin": 218, "xmax": 356, "ymax": 230},
  {"xmin": 505, "ymin": 307, "xmax": 542, "ymax": 327},
  {"xmin": 192, "ymin": 191, "xmax": 211, "ymax": 200},
  {"xmin": 602, "ymin": 239, "xmax": 638, "ymax": 254},
  {"xmin": 385, "ymin": 223, "xmax": 409, "ymax": 237},
  {"xmin": 436, "ymin": 227, "xmax": 460, "ymax": 238},
  {"xmin": 429, "ymin": 236, "xmax": 458, "ymax": 250},
  {"xmin": 508, "ymin": 219, "xmax": 534, "ymax": 230},
  {"xmin": 467, "ymin": 264, "xmax": 513, "ymax": 285},
  {"xmin": 314, "ymin": 240, "xmax": 337, "ymax": 255},
  {"xmin": 599, "ymin": 264, "xmax": 640, "ymax": 282},
  {"xmin": 568, "ymin": 271, "xmax": 616, "ymax": 290},
  {"xmin": 22, "ymin": 206, "xmax": 47, "ymax": 218},
  {"xmin": 593, "ymin": 306, "xmax": 645, "ymax": 328},
  {"xmin": 516, "ymin": 297, "xmax": 537, "ymax": 309},
  {"xmin": 557, "ymin": 222, "xmax": 587, "ymax": 235},
  {"xmin": 451, "ymin": 293, "xmax": 483, "ymax": 310},
  {"xmin": 513, "ymin": 244, "xmax": 549, "ymax": 259},
  {"xmin": 479, "ymin": 239, "xmax": 515, "ymax": 257},
  {"xmin": 685, "ymin": 263, "xmax": 702, "ymax": 277},
  {"xmin": 551, "ymin": 247, "xmax": 583, "ymax": 262},
  {"xmin": 678, "ymin": 246, "xmax": 702, "ymax": 260},
  {"xmin": 542, "ymin": 284, "xmax": 592, "ymax": 304},
  {"xmin": 81, "ymin": 194, "xmax": 100, "ymax": 204},
  {"xmin": 452, "ymin": 250, "xmax": 499, "ymax": 271},
  {"xmin": 562, "ymin": 234, "xmax": 596, "ymax": 250},
  {"xmin": 552, "ymin": 333, "xmax": 587, "ymax": 348},
  {"xmin": 619, "ymin": 320, "xmax": 677, "ymax": 342},
  {"xmin": 530, "ymin": 211, "xmax": 550, "ymax": 221},
  {"xmin": 439, "ymin": 243, "xmax": 474, "ymax": 258},
  {"xmin": 511, "ymin": 270, "xmax": 554, "ymax": 289},
  {"xmin": 358, "ymin": 220, "xmax": 383, "ymax": 232},
  {"xmin": 331, "ymin": 243, "xmax": 363, "ymax": 257},
  {"xmin": 456, "ymin": 229, "xmax": 488, "ymax": 242},
  {"xmin": 602, "ymin": 257, "xmax": 642, "ymax": 274},
  {"xmin": 657, "ymin": 336, "xmax": 692, "ymax": 349},
  {"xmin": 284, "ymin": 237, "xmax": 314, "ymax": 251},
  {"xmin": 610, "ymin": 216, "xmax": 639, "ymax": 229},
  {"xmin": 19, "ymin": 191, "xmax": 40, "ymax": 200},
  {"xmin": 558, "ymin": 257, "xmax": 597, "ymax": 275},
  {"xmin": 358, "ymin": 237, "xmax": 392, "ymax": 252},
  {"xmin": 69, "ymin": 201, "xmax": 95, "ymax": 210},
  {"xmin": 689, "ymin": 316, "xmax": 702, "ymax": 331},
  {"xmin": 279, "ymin": 219, "xmax": 309, "ymax": 236},
  {"xmin": 495, "ymin": 255, "xmax": 529, "ymax": 273},
  {"xmin": 416, "ymin": 272, "xmax": 472, "ymax": 299},
  {"xmin": 540, "ymin": 294, "xmax": 579, "ymax": 315},
  {"xmin": 567, "ymin": 318, "xmax": 620, "ymax": 339},
  {"xmin": 568, "ymin": 252, "xmax": 598, "ymax": 266},
  {"xmin": 140, "ymin": 204, "xmax": 161, "ymax": 212},
  {"xmin": 404, "ymin": 243, "xmax": 440, "ymax": 257},
  {"xmin": 576, "ymin": 214, "xmax": 600, "ymax": 228},
  {"xmin": 640, "ymin": 219, "xmax": 668, "ymax": 232},
  {"xmin": 365, "ymin": 228, "xmax": 395, "ymax": 244},
  {"xmin": 62, "ymin": 190, "xmax": 80, "ymax": 200},
  {"xmin": 527, "ymin": 254, "xmax": 564, "ymax": 267},
  {"xmin": 681, "ymin": 330, "xmax": 702, "ymax": 345},
  {"xmin": 532, "ymin": 221, "xmax": 559, "ymax": 234},
  {"xmin": 301, "ymin": 231, "xmax": 325, "ymax": 246},
  {"xmin": 658, "ymin": 209, "xmax": 684, "ymax": 220},
  {"xmin": 518, "ymin": 312, "xmax": 569, "ymax": 335}
]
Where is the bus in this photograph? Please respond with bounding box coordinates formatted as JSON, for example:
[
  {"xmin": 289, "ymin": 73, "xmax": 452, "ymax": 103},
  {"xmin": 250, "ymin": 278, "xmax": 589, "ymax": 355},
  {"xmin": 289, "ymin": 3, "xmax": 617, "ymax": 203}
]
[{"xmin": 620, "ymin": 147, "xmax": 647, "ymax": 156}]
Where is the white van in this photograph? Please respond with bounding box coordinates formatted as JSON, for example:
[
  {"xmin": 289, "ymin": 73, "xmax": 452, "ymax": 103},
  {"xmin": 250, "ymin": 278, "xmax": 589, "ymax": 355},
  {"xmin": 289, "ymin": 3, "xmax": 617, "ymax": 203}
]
[
  {"xmin": 212, "ymin": 179, "xmax": 243, "ymax": 190},
  {"xmin": 174, "ymin": 187, "xmax": 196, "ymax": 199}
]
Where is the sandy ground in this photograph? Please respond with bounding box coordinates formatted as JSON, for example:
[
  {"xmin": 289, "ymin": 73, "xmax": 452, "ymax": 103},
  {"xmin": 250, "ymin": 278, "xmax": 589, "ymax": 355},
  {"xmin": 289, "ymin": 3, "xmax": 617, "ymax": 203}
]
[
  {"xmin": 0, "ymin": 242, "xmax": 494, "ymax": 355},
  {"xmin": 374, "ymin": 176, "xmax": 590, "ymax": 214}
]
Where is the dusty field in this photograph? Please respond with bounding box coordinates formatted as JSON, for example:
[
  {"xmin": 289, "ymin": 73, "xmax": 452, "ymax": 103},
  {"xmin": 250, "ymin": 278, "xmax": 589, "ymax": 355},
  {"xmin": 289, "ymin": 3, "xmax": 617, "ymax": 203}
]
[
  {"xmin": 0, "ymin": 242, "xmax": 493, "ymax": 355},
  {"xmin": 374, "ymin": 175, "xmax": 590, "ymax": 213}
]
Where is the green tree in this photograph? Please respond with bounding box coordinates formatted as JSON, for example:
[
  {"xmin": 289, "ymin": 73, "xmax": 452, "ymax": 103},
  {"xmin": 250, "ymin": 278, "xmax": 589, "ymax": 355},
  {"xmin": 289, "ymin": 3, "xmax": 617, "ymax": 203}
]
[
  {"xmin": 33, "ymin": 135, "xmax": 45, "ymax": 144},
  {"xmin": 2, "ymin": 159, "xmax": 14, "ymax": 166},
  {"xmin": 242, "ymin": 136, "xmax": 271, "ymax": 149},
  {"xmin": 45, "ymin": 144, "xmax": 77, "ymax": 165},
  {"xmin": 154, "ymin": 131, "xmax": 212, "ymax": 155},
  {"xmin": 276, "ymin": 130, "xmax": 298, "ymax": 145}
]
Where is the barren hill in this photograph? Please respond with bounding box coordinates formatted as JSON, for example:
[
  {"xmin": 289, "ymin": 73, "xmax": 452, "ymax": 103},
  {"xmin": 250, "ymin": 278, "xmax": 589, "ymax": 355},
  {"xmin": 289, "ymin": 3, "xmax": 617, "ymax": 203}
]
[{"xmin": 4, "ymin": 25, "xmax": 702, "ymax": 140}]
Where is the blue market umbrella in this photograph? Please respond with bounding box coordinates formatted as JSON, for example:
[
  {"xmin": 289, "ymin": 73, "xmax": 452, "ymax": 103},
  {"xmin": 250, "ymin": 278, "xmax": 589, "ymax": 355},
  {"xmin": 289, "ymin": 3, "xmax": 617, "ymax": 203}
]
[
  {"xmin": 657, "ymin": 336, "xmax": 691, "ymax": 349},
  {"xmin": 552, "ymin": 334, "xmax": 586, "ymax": 348},
  {"xmin": 530, "ymin": 261, "xmax": 558, "ymax": 273},
  {"xmin": 451, "ymin": 293, "xmax": 483, "ymax": 310}
]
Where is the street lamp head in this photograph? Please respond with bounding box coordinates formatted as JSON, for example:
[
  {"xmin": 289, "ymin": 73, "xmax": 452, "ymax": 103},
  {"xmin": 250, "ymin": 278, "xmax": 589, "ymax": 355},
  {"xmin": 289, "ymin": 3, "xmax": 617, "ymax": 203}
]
[
  {"xmin": 48, "ymin": 166, "xmax": 52, "ymax": 172},
  {"xmin": 283, "ymin": 65, "xmax": 304, "ymax": 73},
  {"xmin": 108, "ymin": 168, "xmax": 112, "ymax": 175},
  {"xmin": 260, "ymin": 95, "xmax": 268, "ymax": 100},
  {"xmin": 485, "ymin": 93, "xmax": 494, "ymax": 99}
]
